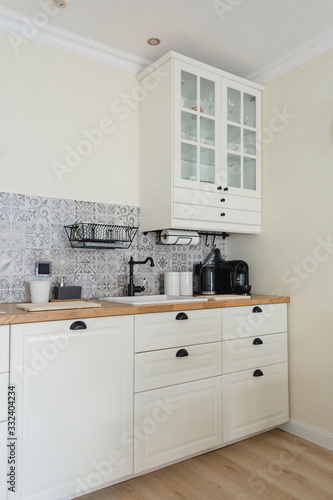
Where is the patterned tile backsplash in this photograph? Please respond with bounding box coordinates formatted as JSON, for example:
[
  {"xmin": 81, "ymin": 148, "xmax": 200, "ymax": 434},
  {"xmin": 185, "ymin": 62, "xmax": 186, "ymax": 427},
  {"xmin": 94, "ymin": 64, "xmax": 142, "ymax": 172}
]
[{"xmin": 0, "ymin": 192, "xmax": 227, "ymax": 303}]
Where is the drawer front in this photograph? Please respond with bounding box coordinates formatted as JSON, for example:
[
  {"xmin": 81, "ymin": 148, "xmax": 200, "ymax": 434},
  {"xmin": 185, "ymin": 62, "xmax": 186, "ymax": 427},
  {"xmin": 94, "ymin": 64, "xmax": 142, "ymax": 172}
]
[
  {"xmin": 135, "ymin": 309, "xmax": 221, "ymax": 352},
  {"xmin": 135, "ymin": 342, "xmax": 222, "ymax": 392},
  {"xmin": 221, "ymin": 303, "xmax": 287, "ymax": 340},
  {"xmin": 174, "ymin": 187, "xmax": 261, "ymax": 211},
  {"xmin": 0, "ymin": 421, "xmax": 7, "ymax": 500},
  {"xmin": 174, "ymin": 203, "xmax": 261, "ymax": 226},
  {"xmin": 134, "ymin": 376, "xmax": 223, "ymax": 473},
  {"xmin": 10, "ymin": 315, "xmax": 133, "ymax": 336},
  {"xmin": 223, "ymin": 362, "xmax": 289, "ymax": 442},
  {"xmin": 223, "ymin": 332, "xmax": 288, "ymax": 374},
  {"xmin": 0, "ymin": 326, "xmax": 9, "ymax": 373},
  {"xmin": 0, "ymin": 373, "xmax": 9, "ymax": 422}
]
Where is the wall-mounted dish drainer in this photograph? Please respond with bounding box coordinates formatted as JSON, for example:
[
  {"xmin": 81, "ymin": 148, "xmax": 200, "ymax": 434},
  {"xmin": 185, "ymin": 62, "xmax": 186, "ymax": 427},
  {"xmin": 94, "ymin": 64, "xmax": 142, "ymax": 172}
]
[{"xmin": 64, "ymin": 223, "xmax": 138, "ymax": 249}]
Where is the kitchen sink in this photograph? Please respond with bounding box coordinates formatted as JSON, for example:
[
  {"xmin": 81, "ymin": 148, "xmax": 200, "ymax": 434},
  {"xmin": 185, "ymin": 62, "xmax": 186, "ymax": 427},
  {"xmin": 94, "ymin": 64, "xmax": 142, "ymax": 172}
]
[{"xmin": 102, "ymin": 294, "xmax": 209, "ymax": 305}]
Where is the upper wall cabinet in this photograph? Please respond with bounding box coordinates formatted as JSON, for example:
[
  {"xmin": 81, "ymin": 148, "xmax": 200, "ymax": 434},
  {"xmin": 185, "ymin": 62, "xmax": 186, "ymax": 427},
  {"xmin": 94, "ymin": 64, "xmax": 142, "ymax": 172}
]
[{"xmin": 138, "ymin": 52, "xmax": 263, "ymax": 234}]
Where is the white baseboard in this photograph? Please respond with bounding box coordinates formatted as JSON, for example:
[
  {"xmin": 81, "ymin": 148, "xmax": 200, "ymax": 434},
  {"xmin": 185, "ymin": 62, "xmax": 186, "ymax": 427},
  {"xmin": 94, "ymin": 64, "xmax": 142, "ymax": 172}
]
[{"xmin": 279, "ymin": 418, "xmax": 333, "ymax": 452}]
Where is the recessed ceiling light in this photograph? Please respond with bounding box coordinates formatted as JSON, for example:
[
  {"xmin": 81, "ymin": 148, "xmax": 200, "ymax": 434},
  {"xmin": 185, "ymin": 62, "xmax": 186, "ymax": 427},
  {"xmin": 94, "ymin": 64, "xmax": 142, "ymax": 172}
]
[
  {"xmin": 147, "ymin": 38, "xmax": 161, "ymax": 46},
  {"xmin": 52, "ymin": 0, "xmax": 67, "ymax": 8}
]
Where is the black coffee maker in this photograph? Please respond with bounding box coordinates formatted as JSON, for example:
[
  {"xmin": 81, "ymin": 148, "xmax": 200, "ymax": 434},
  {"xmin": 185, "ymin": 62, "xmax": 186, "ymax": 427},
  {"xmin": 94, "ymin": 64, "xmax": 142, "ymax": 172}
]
[{"xmin": 215, "ymin": 260, "xmax": 251, "ymax": 295}]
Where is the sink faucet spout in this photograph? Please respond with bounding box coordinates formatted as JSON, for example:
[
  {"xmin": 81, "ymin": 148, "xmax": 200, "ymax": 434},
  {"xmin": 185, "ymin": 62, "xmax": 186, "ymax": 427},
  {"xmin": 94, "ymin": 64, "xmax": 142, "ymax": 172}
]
[{"xmin": 127, "ymin": 256, "xmax": 155, "ymax": 296}]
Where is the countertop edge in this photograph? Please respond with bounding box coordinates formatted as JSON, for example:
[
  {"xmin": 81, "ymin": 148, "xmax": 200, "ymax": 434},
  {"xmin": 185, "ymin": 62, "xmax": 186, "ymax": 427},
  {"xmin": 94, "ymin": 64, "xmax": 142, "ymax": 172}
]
[{"xmin": 0, "ymin": 295, "xmax": 290, "ymax": 325}]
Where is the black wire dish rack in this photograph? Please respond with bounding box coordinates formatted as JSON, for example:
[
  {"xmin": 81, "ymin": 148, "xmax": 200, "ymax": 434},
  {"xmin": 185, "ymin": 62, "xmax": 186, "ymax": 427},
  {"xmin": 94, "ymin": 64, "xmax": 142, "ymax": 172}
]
[{"xmin": 64, "ymin": 223, "xmax": 138, "ymax": 249}]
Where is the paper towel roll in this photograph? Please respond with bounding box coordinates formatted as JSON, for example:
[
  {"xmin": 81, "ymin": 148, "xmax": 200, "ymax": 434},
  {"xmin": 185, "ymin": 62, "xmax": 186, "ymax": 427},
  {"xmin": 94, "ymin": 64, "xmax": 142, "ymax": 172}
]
[{"xmin": 160, "ymin": 230, "xmax": 200, "ymax": 246}]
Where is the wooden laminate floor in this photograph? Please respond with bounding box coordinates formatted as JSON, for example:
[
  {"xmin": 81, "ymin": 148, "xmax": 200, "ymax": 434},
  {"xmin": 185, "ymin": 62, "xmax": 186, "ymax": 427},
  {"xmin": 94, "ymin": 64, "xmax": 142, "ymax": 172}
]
[{"xmin": 79, "ymin": 430, "xmax": 333, "ymax": 500}]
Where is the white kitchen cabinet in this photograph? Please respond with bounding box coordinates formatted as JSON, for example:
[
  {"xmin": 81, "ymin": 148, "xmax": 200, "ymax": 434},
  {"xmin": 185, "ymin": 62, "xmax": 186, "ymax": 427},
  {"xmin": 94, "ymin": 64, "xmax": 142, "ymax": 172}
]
[
  {"xmin": 223, "ymin": 363, "xmax": 289, "ymax": 442},
  {"xmin": 134, "ymin": 377, "xmax": 222, "ymax": 474},
  {"xmin": 0, "ymin": 325, "xmax": 9, "ymax": 500},
  {"xmin": 9, "ymin": 316, "xmax": 134, "ymax": 500},
  {"xmin": 221, "ymin": 304, "xmax": 289, "ymax": 443},
  {"xmin": 134, "ymin": 309, "xmax": 223, "ymax": 473},
  {"xmin": 138, "ymin": 51, "xmax": 262, "ymax": 234}
]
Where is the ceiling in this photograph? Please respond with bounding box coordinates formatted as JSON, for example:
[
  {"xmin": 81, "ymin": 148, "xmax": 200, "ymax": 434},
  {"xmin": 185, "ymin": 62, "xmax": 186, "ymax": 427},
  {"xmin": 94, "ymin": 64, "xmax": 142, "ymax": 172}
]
[{"xmin": 1, "ymin": 0, "xmax": 333, "ymax": 82}]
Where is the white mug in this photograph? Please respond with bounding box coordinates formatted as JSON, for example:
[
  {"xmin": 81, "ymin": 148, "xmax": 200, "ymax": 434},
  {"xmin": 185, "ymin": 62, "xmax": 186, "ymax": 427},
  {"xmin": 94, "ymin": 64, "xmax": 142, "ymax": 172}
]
[
  {"xmin": 179, "ymin": 272, "xmax": 193, "ymax": 296},
  {"xmin": 164, "ymin": 272, "xmax": 180, "ymax": 295}
]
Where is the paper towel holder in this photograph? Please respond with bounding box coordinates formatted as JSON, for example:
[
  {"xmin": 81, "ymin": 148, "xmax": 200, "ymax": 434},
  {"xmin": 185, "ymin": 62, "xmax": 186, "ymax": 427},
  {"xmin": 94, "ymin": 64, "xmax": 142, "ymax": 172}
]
[{"xmin": 157, "ymin": 230, "xmax": 200, "ymax": 246}]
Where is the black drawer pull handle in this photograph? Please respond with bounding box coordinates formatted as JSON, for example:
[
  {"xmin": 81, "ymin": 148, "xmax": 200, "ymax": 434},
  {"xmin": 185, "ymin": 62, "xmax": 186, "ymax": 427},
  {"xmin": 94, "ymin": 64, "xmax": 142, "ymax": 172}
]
[
  {"xmin": 176, "ymin": 312, "xmax": 188, "ymax": 320},
  {"xmin": 220, "ymin": 212, "xmax": 225, "ymax": 217},
  {"xmin": 70, "ymin": 321, "xmax": 87, "ymax": 330},
  {"xmin": 176, "ymin": 349, "xmax": 189, "ymax": 357},
  {"xmin": 220, "ymin": 198, "xmax": 225, "ymax": 202},
  {"xmin": 217, "ymin": 186, "xmax": 222, "ymax": 190},
  {"xmin": 252, "ymin": 306, "xmax": 262, "ymax": 313},
  {"xmin": 223, "ymin": 187, "xmax": 229, "ymax": 191},
  {"xmin": 253, "ymin": 338, "xmax": 263, "ymax": 345},
  {"xmin": 253, "ymin": 369, "xmax": 264, "ymax": 377}
]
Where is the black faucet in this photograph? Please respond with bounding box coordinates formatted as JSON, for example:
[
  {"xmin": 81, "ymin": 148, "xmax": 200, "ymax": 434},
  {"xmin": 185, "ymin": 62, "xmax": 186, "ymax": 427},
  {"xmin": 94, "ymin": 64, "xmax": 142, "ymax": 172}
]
[{"xmin": 128, "ymin": 256, "xmax": 155, "ymax": 296}]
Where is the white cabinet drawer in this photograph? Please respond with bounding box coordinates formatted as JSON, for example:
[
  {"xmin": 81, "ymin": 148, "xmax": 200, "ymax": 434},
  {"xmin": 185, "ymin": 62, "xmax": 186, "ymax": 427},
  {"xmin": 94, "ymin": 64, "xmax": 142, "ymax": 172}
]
[
  {"xmin": 174, "ymin": 187, "xmax": 261, "ymax": 211},
  {"xmin": 221, "ymin": 303, "xmax": 287, "ymax": 340},
  {"xmin": 134, "ymin": 376, "xmax": 222, "ymax": 473},
  {"xmin": 135, "ymin": 342, "xmax": 222, "ymax": 392},
  {"xmin": 0, "ymin": 373, "xmax": 9, "ymax": 422},
  {"xmin": 223, "ymin": 332, "xmax": 288, "ymax": 374},
  {"xmin": 174, "ymin": 203, "xmax": 261, "ymax": 226},
  {"xmin": 223, "ymin": 362, "xmax": 289, "ymax": 442},
  {"xmin": 0, "ymin": 421, "xmax": 7, "ymax": 500},
  {"xmin": 135, "ymin": 309, "xmax": 221, "ymax": 352},
  {"xmin": 0, "ymin": 326, "xmax": 9, "ymax": 373}
]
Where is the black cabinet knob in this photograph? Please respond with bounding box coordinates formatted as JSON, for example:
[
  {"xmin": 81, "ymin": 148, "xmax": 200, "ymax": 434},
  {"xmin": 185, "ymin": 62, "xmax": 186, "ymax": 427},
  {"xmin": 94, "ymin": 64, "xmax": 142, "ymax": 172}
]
[
  {"xmin": 70, "ymin": 321, "xmax": 87, "ymax": 330},
  {"xmin": 253, "ymin": 369, "xmax": 264, "ymax": 377},
  {"xmin": 175, "ymin": 312, "xmax": 188, "ymax": 320},
  {"xmin": 223, "ymin": 187, "xmax": 229, "ymax": 191},
  {"xmin": 217, "ymin": 186, "xmax": 222, "ymax": 190},
  {"xmin": 252, "ymin": 306, "xmax": 262, "ymax": 313},
  {"xmin": 253, "ymin": 338, "xmax": 263, "ymax": 345},
  {"xmin": 220, "ymin": 213, "xmax": 225, "ymax": 217},
  {"xmin": 176, "ymin": 348, "xmax": 189, "ymax": 357},
  {"xmin": 220, "ymin": 198, "xmax": 225, "ymax": 202}
]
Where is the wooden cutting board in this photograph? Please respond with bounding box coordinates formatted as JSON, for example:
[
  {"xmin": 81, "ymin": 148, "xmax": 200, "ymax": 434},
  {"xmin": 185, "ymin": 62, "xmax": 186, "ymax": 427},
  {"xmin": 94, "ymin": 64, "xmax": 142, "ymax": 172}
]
[
  {"xmin": 195, "ymin": 294, "xmax": 250, "ymax": 300},
  {"xmin": 17, "ymin": 301, "xmax": 102, "ymax": 312}
]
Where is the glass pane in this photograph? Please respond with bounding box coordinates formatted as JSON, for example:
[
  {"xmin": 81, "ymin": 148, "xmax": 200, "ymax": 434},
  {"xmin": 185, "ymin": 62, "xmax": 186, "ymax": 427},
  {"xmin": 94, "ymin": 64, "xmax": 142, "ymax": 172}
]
[
  {"xmin": 227, "ymin": 125, "xmax": 241, "ymax": 152},
  {"xmin": 244, "ymin": 158, "xmax": 256, "ymax": 190},
  {"xmin": 227, "ymin": 154, "xmax": 241, "ymax": 188},
  {"xmin": 200, "ymin": 78, "xmax": 215, "ymax": 116},
  {"xmin": 200, "ymin": 147, "xmax": 215, "ymax": 184},
  {"xmin": 244, "ymin": 93, "xmax": 256, "ymax": 127},
  {"xmin": 200, "ymin": 117, "xmax": 215, "ymax": 146},
  {"xmin": 227, "ymin": 88, "xmax": 240, "ymax": 123},
  {"xmin": 181, "ymin": 143, "xmax": 197, "ymax": 181},
  {"xmin": 243, "ymin": 129, "xmax": 256, "ymax": 155},
  {"xmin": 181, "ymin": 71, "xmax": 197, "ymax": 110},
  {"xmin": 181, "ymin": 111, "xmax": 197, "ymax": 142}
]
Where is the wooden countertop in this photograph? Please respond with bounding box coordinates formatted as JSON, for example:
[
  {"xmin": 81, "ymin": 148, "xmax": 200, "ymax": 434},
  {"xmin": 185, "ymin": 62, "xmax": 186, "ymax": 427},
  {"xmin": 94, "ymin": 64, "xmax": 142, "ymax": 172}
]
[{"xmin": 0, "ymin": 295, "xmax": 290, "ymax": 325}]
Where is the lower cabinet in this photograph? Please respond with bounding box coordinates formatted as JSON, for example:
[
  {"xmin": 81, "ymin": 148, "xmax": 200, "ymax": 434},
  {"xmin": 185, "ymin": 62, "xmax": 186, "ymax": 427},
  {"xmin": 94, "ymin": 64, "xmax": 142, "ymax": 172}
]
[
  {"xmin": 0, "ymin": 421, "xmax": 7, "ymax": 500},
  {"xmin": 9, "ymin": 316, "xmax": 134, "ymax": 500},
  {"xmin": 134, "ymin": 376, "xmax": 223, "ymax": 473},
  {"xmin": 0, "ymin": 325, "xmax": 9, "ymax": 500},
  {"xmin": 223, "ymin": 362, "xmax": 289, "ymax": 442}
]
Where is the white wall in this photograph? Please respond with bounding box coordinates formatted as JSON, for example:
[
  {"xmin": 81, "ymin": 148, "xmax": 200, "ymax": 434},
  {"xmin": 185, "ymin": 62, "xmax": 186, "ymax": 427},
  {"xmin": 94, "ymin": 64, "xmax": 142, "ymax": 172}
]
[
  {"xmin": 0, "ymin": 30, "xmax": 139, "ymax": 206},
  {"xmin": 229, "ymin": 49, "xmax": 333, "ymax": 434}
]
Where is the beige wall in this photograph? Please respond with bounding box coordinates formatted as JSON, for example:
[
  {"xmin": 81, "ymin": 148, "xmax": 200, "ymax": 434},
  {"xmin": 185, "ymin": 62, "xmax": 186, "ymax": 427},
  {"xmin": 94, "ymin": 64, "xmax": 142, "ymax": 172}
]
[
  {"xmin": 229, "ymin": 49, "xmax": 333, "ymax": 434},
  {"xmin": 0, "ymin": 30, "xmax": 139, "ymax": 206}
]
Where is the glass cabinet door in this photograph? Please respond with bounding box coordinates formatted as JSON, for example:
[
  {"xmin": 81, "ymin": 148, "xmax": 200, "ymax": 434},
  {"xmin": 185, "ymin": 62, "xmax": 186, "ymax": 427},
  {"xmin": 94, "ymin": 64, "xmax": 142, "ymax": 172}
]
[
  {"xmin": 175, "ymin": 62, "xmax": 220, "ymax": 190},
  {"xmin": 223, "ymin": 81, "xmax": 261, "ymax": 197}
]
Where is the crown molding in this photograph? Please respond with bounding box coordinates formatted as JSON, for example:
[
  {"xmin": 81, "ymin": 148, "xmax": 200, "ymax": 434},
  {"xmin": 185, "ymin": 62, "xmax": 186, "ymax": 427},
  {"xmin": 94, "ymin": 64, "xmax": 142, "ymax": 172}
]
[
  {"xmin": 246, "ymin": 28, "xmax": 333, "ymax": 84},
  {"xmin": 0, "ymin": 6, "xmax": 153, "ymax": 74}
]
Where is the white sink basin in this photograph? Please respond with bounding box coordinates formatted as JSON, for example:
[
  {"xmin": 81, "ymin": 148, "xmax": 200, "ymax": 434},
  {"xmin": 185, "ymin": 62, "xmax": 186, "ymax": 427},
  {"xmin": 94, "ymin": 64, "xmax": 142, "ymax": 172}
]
[{"xmin": 102, "ymin": 295, "xmax": 208, "ymax": 305}]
